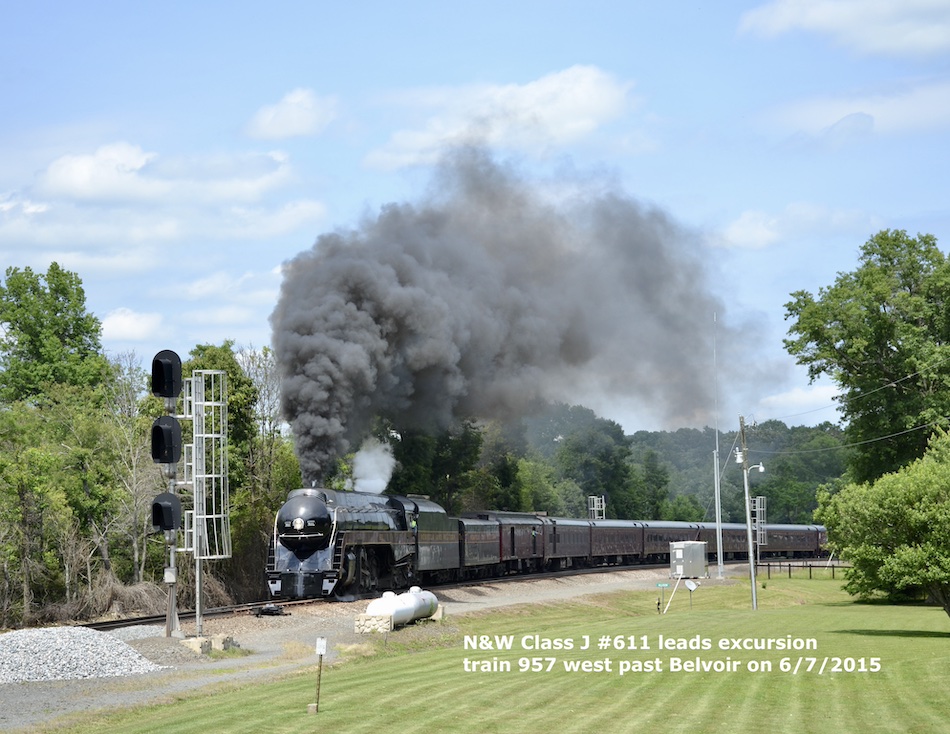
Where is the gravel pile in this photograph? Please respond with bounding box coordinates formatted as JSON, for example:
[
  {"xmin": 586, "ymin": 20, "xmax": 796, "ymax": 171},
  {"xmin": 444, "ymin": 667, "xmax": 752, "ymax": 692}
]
[{"xmin": 0, "ymin": 626, "xmax": 167, "ymax": 682}]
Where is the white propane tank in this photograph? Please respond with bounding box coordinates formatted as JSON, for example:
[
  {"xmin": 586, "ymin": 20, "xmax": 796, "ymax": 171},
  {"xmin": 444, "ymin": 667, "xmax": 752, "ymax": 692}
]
[{"xmin": 365, "ymin": 586, "xmax": 439, "ymax": 627}]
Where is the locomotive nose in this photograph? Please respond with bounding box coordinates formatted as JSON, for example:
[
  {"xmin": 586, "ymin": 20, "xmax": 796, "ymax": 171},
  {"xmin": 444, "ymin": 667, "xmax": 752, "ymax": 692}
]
[{"xmin": 276, "ymin": 493, "xmax": 332, "ymax": 551}]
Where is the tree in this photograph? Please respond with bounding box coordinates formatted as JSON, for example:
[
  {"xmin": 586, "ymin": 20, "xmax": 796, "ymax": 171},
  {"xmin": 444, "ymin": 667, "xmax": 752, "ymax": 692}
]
[
  {"xmin": 184, "ymin": 342, "xmax": 263, "ymax": 601},
  {"xmin": 518, "ymin": 459, "xmax": 565, "ymax": 516},
  {"xmin": 640, "ymin": 450, "xmax": 670, "ymax": 518},
  {"xmin": 0, "ymin": 402, "xmax": 74, "ymax": 625},
  {"xmin": 102, "ymin": 352, "xmax": 161, "ymax": 584},
  {"xmin": 816, "ymin": 429, "xmax": 950, "ymax": 619},
  {"xmin": 235, "ymin": 345, "xmax": 298, "ymax": 507},
  {"xmin": 553, "ymin": 418, "xmax": 642, "ymax": 519},
  {"xmin": 231, "ymin": 345, "xmax": 301, "ymax": 599},
  {"xmin": 784, "ymin": 230, "xmax": 950, "ymax": 482},
  {"xmin": 0, "ymin": 263, "xmax": 107, "ymax": 403},
  {"xmin": 660, "ymin": 494, "xmax": 704, "ymax": 521},
  {"xmin": 389, "ymin": 423, "xmax": 484, "ymax": 514}
]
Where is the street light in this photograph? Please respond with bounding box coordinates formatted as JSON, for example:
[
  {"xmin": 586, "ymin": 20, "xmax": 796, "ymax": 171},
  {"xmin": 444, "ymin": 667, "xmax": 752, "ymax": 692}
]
[
  {"xmin": 739, "ymin": 457, "xmax": 764, "ymax": 610},
  {"xmin": 737, "ymin": 415, "xmax": 764, "ymax": 610}
]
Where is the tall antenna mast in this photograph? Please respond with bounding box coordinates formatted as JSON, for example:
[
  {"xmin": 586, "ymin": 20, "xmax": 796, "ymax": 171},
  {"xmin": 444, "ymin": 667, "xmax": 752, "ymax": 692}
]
[{"xmin": 713, "ymin": 313, "xmax": 724, "ymax": 579}]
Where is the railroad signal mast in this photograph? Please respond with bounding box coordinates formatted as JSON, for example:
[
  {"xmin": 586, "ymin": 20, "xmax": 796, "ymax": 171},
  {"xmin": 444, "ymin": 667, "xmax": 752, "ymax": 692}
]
[
  {"xmin": 151, "ymin": 350, "xmax": 185, "ymax": 637},
  {"xmin": 149, "ymin": 350, "xmax": 230, "ymax": 638}
]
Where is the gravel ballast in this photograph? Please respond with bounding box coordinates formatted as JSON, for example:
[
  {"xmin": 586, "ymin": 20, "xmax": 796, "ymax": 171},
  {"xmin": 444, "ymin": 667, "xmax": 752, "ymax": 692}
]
[{"xmin": 0, "ymin": 626, "xmax": 167, "ymax": 683}]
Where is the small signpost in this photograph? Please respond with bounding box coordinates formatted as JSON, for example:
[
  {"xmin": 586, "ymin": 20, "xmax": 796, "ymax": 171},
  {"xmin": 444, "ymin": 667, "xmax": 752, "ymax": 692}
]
[
  {"xmin": 656, "ymin": 582, "xmax": 669, "ymax": 613},
  {"xmin": 308, "ymin": 636, "xmax": 327, "ymax": 715},
  {"xmin": 685, "ymin": 579, "xmax": 699, "ymax": 610}
]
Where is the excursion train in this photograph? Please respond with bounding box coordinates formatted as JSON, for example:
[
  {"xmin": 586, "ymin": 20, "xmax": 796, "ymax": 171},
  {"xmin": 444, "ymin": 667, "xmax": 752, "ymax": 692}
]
[{"xmin": 266, "ymin": 487, "xmax": 826, "ymax": 600}]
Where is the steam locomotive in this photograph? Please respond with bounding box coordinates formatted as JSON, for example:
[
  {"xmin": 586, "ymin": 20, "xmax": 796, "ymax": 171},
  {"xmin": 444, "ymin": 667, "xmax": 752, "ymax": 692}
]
[{"xmin": 266, "ymin": 487, "xmax": 826, "ymax": 600}]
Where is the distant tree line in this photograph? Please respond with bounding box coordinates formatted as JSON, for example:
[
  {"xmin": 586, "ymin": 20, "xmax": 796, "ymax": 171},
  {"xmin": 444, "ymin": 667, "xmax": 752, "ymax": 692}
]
[{"xmin": 8, "ymin": 231, "xmax": 947, "ymax": 626}]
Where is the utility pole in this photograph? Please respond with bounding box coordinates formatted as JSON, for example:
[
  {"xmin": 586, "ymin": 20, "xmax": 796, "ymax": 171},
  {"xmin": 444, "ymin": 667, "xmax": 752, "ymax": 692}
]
[
  {"xmin": 713, "ymin": 449, "xmax": 724, "ymax": 579},
  {"xmin": 737, "ymin": 415, "xmax": 758, "ymax": 610}
]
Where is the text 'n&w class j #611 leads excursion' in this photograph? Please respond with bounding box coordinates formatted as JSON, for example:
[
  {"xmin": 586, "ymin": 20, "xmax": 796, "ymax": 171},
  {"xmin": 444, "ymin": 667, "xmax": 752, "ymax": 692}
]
[{"xmin": 461, "ymin": 634, "xmax": 883, "ymax": 676}]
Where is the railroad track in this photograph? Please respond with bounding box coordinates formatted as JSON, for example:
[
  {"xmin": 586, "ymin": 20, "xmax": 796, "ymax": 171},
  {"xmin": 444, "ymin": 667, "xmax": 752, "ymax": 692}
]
[
  {"xmin": 84, "ymin": 557, "xmax": 833, "ymax": 632},
  {"xmin": 83, "ymin": 598, "xmax": 320, "ymax": 632}
]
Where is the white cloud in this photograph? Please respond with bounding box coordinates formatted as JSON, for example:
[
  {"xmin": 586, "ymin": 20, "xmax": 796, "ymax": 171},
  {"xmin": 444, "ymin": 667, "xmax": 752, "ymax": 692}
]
[
  {"xmin": 767, "ymin": 79, "xmax": 950, "ymax": 137},
  {"xmin": 0, "ymin": 144, "xmax": 324, "ymax": 253},
  {"xmin": 246, "ymin": 88, "xmax": 338, "ymax": 139},
  {"xmin": 185, "ymin": 304, "xmax": 260, "ymax": 327},
  {"xmin": 717, "ymin": 202, "xmax": 878, "ymax": 249},
  {"xmin": 222, "ymin": 199, "xmax": 327, "ymax": 238},
  {"xmin": 101, "ymin": 307, "xmax": 164, "ymax": 341},
  {"xmin": 168, "ymin": 270, "xmax": 278, "ymax": 308},
  {"xmin": 722, "ymin": 210, "xmax": 782, "ymax": 249},
  {"xmin": 757, "ymin": 383, "xmax": 842, "ymax": 424},
  {"xmin": 39, "ymin": 142, "xmax": 164, "ymax": 201},
  {"xmin": 365, "ymin": 65, "xmax": 635, "ymax": 169},
  {"xmin": 170, "ymin": 272, "xmax": 256, "ymax": 301},
  {"xmin": 740, "ymin": 0, "xmax": 950, "ymax": 58},
  {"xmin": 0, "ymin": 196, "xmax": 49, "ymax": 215},
  {"xmin": 37, "ymin": 144, "xmax": 294, "ymax": 205}
]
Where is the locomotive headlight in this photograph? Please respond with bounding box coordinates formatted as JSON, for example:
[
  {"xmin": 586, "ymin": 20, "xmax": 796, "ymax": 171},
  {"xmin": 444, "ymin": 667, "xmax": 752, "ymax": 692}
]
[{"xmin": 292, "ymin": 517, "xmax": 305, "ymax": 531}]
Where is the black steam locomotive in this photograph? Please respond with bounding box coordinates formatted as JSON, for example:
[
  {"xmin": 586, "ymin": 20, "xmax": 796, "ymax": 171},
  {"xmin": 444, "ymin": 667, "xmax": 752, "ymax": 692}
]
[{"xmin": 266, "ymin": 487, "xmax": 826, "ymax": 600}]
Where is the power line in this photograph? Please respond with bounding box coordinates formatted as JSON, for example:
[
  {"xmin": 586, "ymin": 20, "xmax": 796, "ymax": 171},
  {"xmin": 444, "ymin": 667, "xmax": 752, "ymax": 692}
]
[
  {"xmin": 763, "ymin": 351, "xmax": 950, "ymax": 426},
  {"xmin": 749, "ymin": 417, "xmax": 947, "ymax": 458}
]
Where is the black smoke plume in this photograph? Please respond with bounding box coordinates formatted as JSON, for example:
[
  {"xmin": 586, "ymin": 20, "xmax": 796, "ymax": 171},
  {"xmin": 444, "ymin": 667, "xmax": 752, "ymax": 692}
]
[{"xmin": 272, "ymin": 149, "xmax": 750, "ymax": 482}]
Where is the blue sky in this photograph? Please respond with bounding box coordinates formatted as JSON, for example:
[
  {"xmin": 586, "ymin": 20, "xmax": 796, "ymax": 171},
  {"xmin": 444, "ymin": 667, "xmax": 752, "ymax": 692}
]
[{"xmin": 3, "ymin": 1, "xmax": 950, "ymax": 434}]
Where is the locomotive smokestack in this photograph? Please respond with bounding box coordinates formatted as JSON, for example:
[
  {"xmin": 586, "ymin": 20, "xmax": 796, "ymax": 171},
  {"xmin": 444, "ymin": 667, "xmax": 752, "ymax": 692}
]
[{"xmin": 271, "ymin": 147, "xmax": 760, "ymax": 482}]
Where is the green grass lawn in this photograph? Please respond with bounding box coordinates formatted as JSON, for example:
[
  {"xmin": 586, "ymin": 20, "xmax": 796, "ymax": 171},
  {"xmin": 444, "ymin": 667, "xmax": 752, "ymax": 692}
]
[{"xmin": 52, "ymin": 578, "xmax": 950, "ymax": 734}]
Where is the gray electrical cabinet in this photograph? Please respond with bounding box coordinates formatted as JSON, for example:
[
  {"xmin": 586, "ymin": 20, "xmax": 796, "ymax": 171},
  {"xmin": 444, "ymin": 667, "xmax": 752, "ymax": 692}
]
[{"xmin": 670, "ymin": 541, "xmax": 708, "ymax": 578}]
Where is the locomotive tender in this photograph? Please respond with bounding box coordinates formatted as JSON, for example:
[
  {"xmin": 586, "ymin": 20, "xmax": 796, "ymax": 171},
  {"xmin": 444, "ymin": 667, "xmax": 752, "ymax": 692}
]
[{"xmin": 267, "ymin": 487, "xmax": 826, "ymax": 600}]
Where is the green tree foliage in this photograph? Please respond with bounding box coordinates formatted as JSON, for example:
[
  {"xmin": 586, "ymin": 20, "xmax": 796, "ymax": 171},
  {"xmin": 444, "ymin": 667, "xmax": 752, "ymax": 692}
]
[
  {"xmin": 740, "ymin": 421, "xmax": 848, "ymax": 523},
  {"xmin": 185, "ymin": 342, "xmax": 303, "ymax": 601},
  {"xmin": 517, "ymin": 458, "xmax": 585, "ymax": 517},
  {"xmin": 101, "ymin": 353, "xmax": 162, "ymax": 584},
  {"xmin": 0, "ymin": 263, "xmax": 107, "ymax": 402},
  {"xmin": 0, "ymin": 265, "xmax": 151, "ymax": 626},
  {"xmin": 0, "ymin": 356, "xmax": 171, "ymax": 626},
  {"xmin": 389, "ymin": 423, "xmax": 485, "ymax": 514},
  {"xmin": 816, "ymin": 430, "xmax": 950, "ymax": 619},
  {"xmin": 629, "ymin": 421, "xmax": 846, "ymax": 523},
  {"xmin": 524, "ymin": 402, "xmax": 604, "ymax": 460},
  {"xmin": 236, "ymin": 345, "xmax": 300, "ymax": 509},
  {"xmin": 0, "ymin": 404, "xmax": 58, "ymax": 625},
  {"xmin": 185, "ymin": 342, "xmax": 259, "ymax": 471},
  {"xmin": 659, "ymin": 494, "xmax": 704, "ymax": 522},
  {"xmin": 640, "ymin": 450, "xmax": 670, "ymax": 518},
  {"xmin": 553, "ymin": 419, "xmax": 643, "ymax": 519},
  {"xmin": 785, "ymin": 229, "xmax": 950, "ymax": 482},
  {"xmin": 0, "ymin": 253, "xmax": 855, "ymax": 623}
]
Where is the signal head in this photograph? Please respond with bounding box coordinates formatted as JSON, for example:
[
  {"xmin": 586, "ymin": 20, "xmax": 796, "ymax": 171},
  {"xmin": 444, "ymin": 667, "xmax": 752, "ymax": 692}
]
[
  {"xmin": 151, "ymin": 350, "xmax": 182, "ymax": 408},
  {"xmin": 151, "ymin": 492, "xmax": 182, "ymax": 532},
  {"xmin": 151, "ymin": 415, "xmax": 182, "ymax": 466}
]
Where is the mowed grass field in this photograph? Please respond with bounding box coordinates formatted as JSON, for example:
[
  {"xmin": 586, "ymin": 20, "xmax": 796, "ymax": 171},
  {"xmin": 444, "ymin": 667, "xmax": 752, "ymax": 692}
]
[{"xmin": 53, "ymin": 577, "xmax": 950, "ymax": 734}]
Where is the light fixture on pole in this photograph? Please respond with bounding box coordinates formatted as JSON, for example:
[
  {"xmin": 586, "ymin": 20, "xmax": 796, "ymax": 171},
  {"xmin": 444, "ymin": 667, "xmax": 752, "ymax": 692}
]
[{"xmin": 737, "ymin": 416, "xmax": 764, "ymax": 611}]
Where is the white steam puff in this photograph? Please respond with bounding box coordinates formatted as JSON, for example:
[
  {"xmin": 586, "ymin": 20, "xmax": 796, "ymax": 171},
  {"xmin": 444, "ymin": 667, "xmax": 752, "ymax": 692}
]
[
  {"xmin": 349, "ymin": 438, "xmax": 397, "ymax": 494},
  {"xmin": 271, "ymin": 148, "xmax": 756, "ymax": 482}
]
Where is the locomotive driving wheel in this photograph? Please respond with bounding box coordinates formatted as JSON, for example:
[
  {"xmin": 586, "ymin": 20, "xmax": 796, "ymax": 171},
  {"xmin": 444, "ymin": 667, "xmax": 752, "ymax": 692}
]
[{"xmin": 358, "ymin": 547, "xmax": 379, "ymax": 594}]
